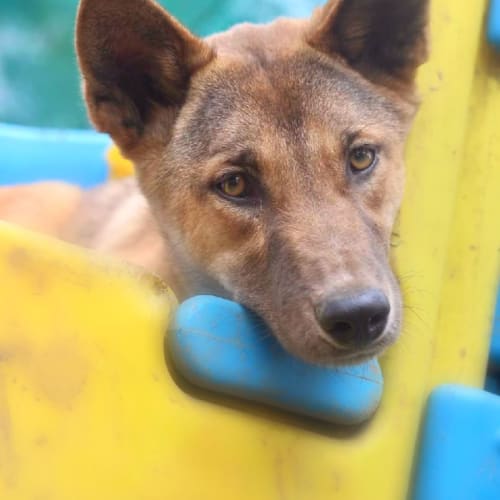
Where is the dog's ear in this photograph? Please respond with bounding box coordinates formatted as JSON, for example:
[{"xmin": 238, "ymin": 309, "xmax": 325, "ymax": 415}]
[
  {"xmin": 76, "ymin": 0, "xmax": 214, "ymax": 151},
  {"xmin": 307, "ymin": 0, "xmax": 429, "ymax": 91}
]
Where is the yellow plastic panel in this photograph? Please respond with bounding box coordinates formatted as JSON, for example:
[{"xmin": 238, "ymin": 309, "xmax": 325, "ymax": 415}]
[
  {"xmin": 0, "ymin": 0, "xmax": 499, "ymax": 499},
  {"xmin": 0, "ymin": 223, "xmax": 177, "ymax": 499},
  {"xmin": 428, "ymin": 42, "xmax": 500, "ymax": 386}
]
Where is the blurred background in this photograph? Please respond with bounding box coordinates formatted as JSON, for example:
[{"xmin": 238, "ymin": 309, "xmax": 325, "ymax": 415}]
[{"xmin": 0, "ymin": 0, "xmax": 321, "ymax": 129}]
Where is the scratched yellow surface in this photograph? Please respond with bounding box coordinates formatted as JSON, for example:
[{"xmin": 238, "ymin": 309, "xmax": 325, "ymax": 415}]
[{"xmin": 1, "ymin": 0, "xmax": 500, "ymax": 498}]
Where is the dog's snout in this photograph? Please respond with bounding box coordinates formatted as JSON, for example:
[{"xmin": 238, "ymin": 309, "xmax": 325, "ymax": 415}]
[{"xmin": 315, "ymin": 289, "xmax": 390, "ymax": 349}]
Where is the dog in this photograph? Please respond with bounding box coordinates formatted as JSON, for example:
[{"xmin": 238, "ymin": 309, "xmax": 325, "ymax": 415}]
[{"xmin": 0, "ymin": 0, "xmax": 429, "ymax": 365}]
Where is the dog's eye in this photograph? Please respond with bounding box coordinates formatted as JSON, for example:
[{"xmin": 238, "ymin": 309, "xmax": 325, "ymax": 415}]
[
  {"xmin": 349, "ymin": 147, "xmax": 377, "ymax": 172},
  {"xmin": 220, "ymin": 174, "xmax": 247, "ymax": 197},
  {"xmin": 214, "ymin": 172, "xmax": 258, "ymax": 203}
]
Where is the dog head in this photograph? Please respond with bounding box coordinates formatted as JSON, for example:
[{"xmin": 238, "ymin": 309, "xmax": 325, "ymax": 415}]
[{"xmin": 77, "ymin": 0, "xmax": 429, "ymax": 365}]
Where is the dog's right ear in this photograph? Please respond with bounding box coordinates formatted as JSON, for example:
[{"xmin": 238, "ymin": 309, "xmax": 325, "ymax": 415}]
[{"xmin": 76, "ymin": 0, "xmax": 214, "ymax": 152}]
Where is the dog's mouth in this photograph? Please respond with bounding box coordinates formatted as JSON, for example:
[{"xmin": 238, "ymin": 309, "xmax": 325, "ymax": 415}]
[
  {"xmin": 314, "ymin": 334, "xmax": 394, "ymax": 366},
  {"xmin": 252, "ymin": 290, "xmax": 401, "ymax": 366},
  {"xmin": 277, "ymin": 325, "xmax": 398, "ymax": 366}
]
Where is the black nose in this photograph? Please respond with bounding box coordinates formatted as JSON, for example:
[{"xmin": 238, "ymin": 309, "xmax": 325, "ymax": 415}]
[{"xmin": 315, "ymin": 289, "xmax": 390, "ymax": 349}]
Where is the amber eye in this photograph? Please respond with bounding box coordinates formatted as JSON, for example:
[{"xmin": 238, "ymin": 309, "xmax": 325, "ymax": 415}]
[
  {"xmin": 218, "ymin": 174, "xmax": 248, "ymax": 198},
  {"xmin": 349, "ymin": 146, "xmax": 377, "ymax": 172}
]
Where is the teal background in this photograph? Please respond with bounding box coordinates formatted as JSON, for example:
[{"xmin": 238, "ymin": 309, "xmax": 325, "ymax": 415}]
[{"xmin": 0, "ymin": 0, "xmax": 321, "ymax": 129}]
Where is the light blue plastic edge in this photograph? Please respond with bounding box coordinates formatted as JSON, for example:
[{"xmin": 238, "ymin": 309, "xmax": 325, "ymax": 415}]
[
  {"xmin": 412, "ymin": 385, "xmax": 500, "ymax": 500},
  {"xmin": 488, "ymin": 0, "xmax": 500, "ymax": 48},
  {"xmin": 0, "ymin": 123, "xmax": 110, "ymax": 188},
  {"xmin": 169, "ymin": 295, "xmax": 384, "ymax": 425}
]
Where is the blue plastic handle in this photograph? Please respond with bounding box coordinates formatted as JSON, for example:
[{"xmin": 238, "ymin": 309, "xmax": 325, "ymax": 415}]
[
  {"xmin": 412, "ymin": 385, "xmax": 500, "ymax": 500},
  {"xmin": 169, "ymin": 296, "xmax": 383, "ymax": 425}
]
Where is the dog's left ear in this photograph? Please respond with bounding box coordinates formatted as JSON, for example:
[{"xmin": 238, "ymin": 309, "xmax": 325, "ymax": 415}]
[
  {"xmin": 76, "ymin": 0, "xmax": 214, "ymax": 152},
  {"xmin": 307, "ymin": 0, "xmax": 430, "ymax": 92}
]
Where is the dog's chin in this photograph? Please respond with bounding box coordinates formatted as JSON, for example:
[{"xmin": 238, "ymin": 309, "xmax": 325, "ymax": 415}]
[
  {"xmin": 282, "ymin": 342, "xmax": 382, "ymax": 367},
  {"xmin": 321, "ymin": 349, "xmax": 385, "ymax": 367},
  {"xmin": 269, "ymin": 321, "xmax": 400, "ymax": 367}
]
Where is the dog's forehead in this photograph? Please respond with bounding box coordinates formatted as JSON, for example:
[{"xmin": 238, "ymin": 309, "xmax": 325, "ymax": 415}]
[
  {"xmin": 206, "ymin": 20, "xmax": 402, "ymax": 114},
  {"xmin": 177, "ymin": 20, "xmax": 405, "ymax": 164}
]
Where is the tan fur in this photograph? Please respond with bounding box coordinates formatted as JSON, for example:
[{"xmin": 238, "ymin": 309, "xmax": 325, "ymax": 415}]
[
  {"xmin": 0, "ymin": 183, "xmax": 82, "ymax": 235},
  {"xmin": 0, "ymin": 0, "xmax": 430, "ymax": 365}
]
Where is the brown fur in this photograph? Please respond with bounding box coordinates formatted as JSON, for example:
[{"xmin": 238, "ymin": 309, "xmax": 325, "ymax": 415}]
[{"xmin": 0, "ymin": 0, "xmax": 429, "ymax": 365}]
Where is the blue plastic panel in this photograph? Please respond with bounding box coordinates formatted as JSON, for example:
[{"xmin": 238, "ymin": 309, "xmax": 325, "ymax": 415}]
[
  {"xmin": 412, "ymin": 385, "xmax": 500, "ymax": 500},
  {"xmin": 169, "ymin": 296, "xmax": 383, "ymax": 425},
  {"xmin": 0, "ymin": 123, "xmax": 110, "ymax": 188},
  {"xmin": 488, "ymin": 0, "xmax": 500, "ymax": 48}
]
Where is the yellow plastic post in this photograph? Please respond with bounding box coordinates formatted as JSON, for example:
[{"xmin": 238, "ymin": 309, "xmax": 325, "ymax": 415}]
[{"xmin": 107, "ymin": 144, "xmax": 135, "ymax": 179}]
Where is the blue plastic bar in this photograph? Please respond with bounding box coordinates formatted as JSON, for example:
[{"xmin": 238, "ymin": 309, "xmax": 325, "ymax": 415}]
[
  {"xmin": 169, "ymin": 296, "xmax": 384, "ymax": 425},
  {"xmin": 0, "ymin": 123, "xmax": 110, "ymax": 188}
]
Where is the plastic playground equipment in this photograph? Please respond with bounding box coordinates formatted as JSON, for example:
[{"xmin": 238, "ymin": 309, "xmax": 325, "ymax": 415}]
[{"xmin": 0, "ymin": 0, "xmax": 499, "ymax": 499}]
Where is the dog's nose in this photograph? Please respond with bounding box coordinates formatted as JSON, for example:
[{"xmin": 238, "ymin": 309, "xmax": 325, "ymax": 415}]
[{"xmin": 315, "ymin": 289, "xmax": 390, "ymax": 349}]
